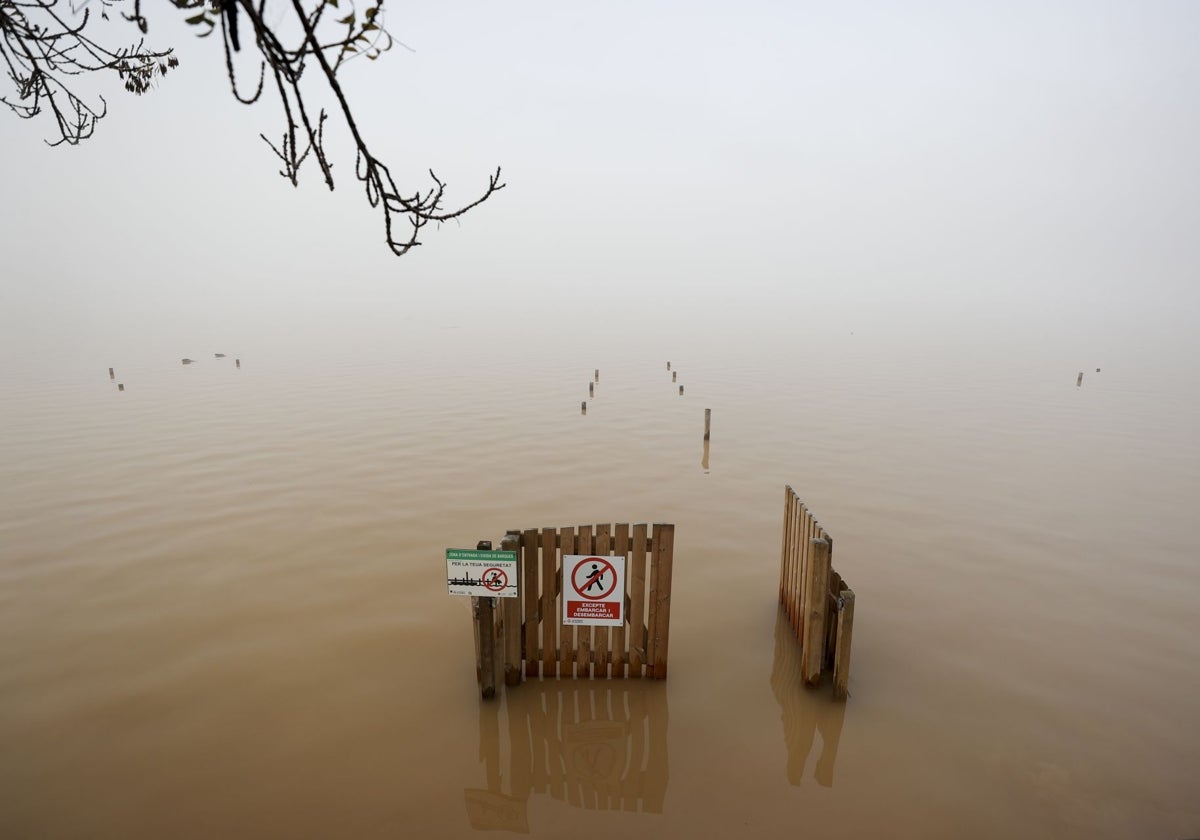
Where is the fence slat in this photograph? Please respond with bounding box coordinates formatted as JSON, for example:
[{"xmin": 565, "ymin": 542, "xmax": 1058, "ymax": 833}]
[
  {"xmin": 594, "ymin": 523, "xmax": 612, "ymax": 678},
  {"xmin": 541, "ymin": 526, "xmax": 557, "ymax": 678},
  {"xmin": 559, "ymin": 526, "xmax": 576, "ymax": 677},
  {"xmin": 612, "ymin": 523, "xmax": 630, "ymax": 678},
  {"xmin": 780, "ymin": 485, "xmax": 793, "ymax": 601},
  {"xmin": 522, "ymin": 528, "xmax": 540, "ymax": 677},
  {"xmin": 649, "ymin": 523, "xmax": 675, "ymax": 679},
  {"xmin": 629, "ymin": 524, "xmax": 648, "ymax": 678},
  {"xmin": 577, "ymin": 524, "xmax": 594, "ymax": 677}
]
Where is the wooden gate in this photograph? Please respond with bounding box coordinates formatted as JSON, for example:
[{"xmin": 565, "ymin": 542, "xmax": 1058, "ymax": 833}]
[
  {"xmin": 779, "ymin": 487, "xmax": 855, "ymax": 700},
  {"xmin": 474, "ymin": 523, "xmax": 675, "ymax": 694}
]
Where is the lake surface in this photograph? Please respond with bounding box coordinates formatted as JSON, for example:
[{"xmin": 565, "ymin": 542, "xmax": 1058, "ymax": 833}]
[{"xmin": 1, "ymin": 321, "xmax": 1197, "ymax": 839}]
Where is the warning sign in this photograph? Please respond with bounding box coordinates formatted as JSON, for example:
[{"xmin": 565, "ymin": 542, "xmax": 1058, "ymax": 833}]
[
  {"xmin": 446, "ymin": 549, "xmax": 518, "ymax": 598},
  {"xmin": 564, "ymin": 554, "xmax": 625, "ymax": 626}
]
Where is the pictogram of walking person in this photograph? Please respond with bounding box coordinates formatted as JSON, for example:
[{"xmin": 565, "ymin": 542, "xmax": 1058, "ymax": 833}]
[{"xmin": 583, "ymin": 562, "xmax": 605, "ymax": 593}]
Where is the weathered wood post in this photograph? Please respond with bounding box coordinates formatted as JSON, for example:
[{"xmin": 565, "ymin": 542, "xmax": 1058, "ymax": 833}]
[
  {"xmin": 672, "ymin": 371, "xmax": 677, "ymax": 382},
  {"xmin": 117, "ymin": 383, "xmax": 125, "ymax": 391},
  {"xmin": 802, "ymin": 538, "xmax": 832, "ymax": 685},
  {"xmin": 589, "ymin": 382, "xmax": 594, "ymax": 397},
  {"xmin": 108, "ymin": 367, "xmax": 114, "ymax": 379},
  {"xmin": 679, "ymin": 385, "xmax": 684, "ymax": 395},
  {"xmin": 666, "ymin": 361, "xmax": 671, "ymax": 371},
  {"xmin": 581, "ymin": 401, "xmax": 587, "ymax": 414},
  {"xmin": 501, "ymin": 532, "xmax": 522, "ymax": 687},
  {"xmin": 704, "ymin": 408, "xmax": 711, "ymax": 441},
  {"xmin": 832, "ymin": 590, "xmax": 855, "ymax": 700},
  {"xmin": 594, "ymin": 368, "xmax": 599, "ymax": 382},
  {"xmin": 1076, "ymin": 371, "xmax": 1083, "ymax": 386},
  {"xmin": 474, "ymin": 540, "xmax": 498, "ymax": 699}
]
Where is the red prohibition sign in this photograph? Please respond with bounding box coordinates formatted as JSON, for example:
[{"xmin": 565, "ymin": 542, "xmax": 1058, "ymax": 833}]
[
  {"xmin": 482, "ymin": 567, "xmax": 508, "ymax": 592},
  {"xmin": 571, "ymin": 557, "xmax": 617, "ymax": 601}
]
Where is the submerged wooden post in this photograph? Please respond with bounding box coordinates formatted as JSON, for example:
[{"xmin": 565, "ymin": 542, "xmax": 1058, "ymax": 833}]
[
  {"xmin": 475, "ymin": 539, "xmax": 498, "ymax": 699},
  {"xmin": 1076, "ymin": 372, "xmax": 1083, "ymax": 386},
  {"xmin": 581, "ymin": 401, "xmax": 587, "ymax": 414},
  {"xmin": 501, "ymin": 533, "xmax": 522, "ymax": 687},
  {"xmin": 589, "ymin": 382, "xmax": 594, "ymax": 397},
  {"xmin": 666, "ymin": 361, "xmax": 671, "ymax": 371},
  {"xmin": 108, "ymin": 367, "xmax": 114, "ymax": 379},
  {"xmin": 704, "ymin": 408, "xmax": 711, "ymax": 441},
  {"xmin": 648, "ymin": 523, "xmax": 675, "ymax": 679},
  {"xmin": 117, "ymin": 383, "xmax": 125, "ymax": 391},
  {"xmin": 672, "ymin": 371, "xmax": 677, "ymax": 382},
  {"xmin": 802, "ymin": 538, "xmax": 832, "ymax": 685},
  {"xmin": 477, "ymin": 596, "xmax": 497, "ymax": 699},
  {"xmin": 679, "ymin": 385, "xmax": 684, "ymax": 395},
  {"xmin": 236, "ymin": 359, "xmax": 241, "ymax": 368},
  {"xmin": 832, "ymin": 590, "xmax": 855, "ymax": 701},
  {"xmin": 594, "ymin": 368, "xmax": 599, "ymax": 382}
]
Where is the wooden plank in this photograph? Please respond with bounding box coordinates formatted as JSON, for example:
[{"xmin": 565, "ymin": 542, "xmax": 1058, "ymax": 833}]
[
  {"xmin": 792, "ymin": 498, "xmax": 806, "ymax": 633},
  {"xmin": 478, "ymin": 595, "xmax": 497, "ymax": 699},
  {"xmin": 825, "ymin": 569, "xmax": 844, "ymax": 671},
  {"xmin": 501, "ymin": 533, "xmax": 522, "ymax": 687},
  {"xmin": 559, "ymin": 526, "xmax": 576, "ymax": 678},
  {"xmin": 594, "ymin": 523, "xmax": 612, "ymax": 678},
  {"xmin": 541, "ymin": 526, "xmax": 557, "ymax": 678},
  {"xmin": 780, "ymin": 485, "xmax": 793, "ymax": 601},
  {"xmin": 629, "ymin": 524, "xmax": 648, "ymax": 678},
  {"xmin": 803, "ymin": 537, "xmax": 831, "ymax": 685},
  {"xmin": 649, "ymin": 523, "xmax": 675, "ymax": 679},
  {"xmin": 576, "ymin": 524, "xmax": 594, "ymax": 678},
  {"xmin": 612, "ymin": 523, "xmax": 630, "ymax": 678},
  {"xmin": 833, "ymin": 589, "xmax": 855, "ymax": 700},
  {"xmin": 799, "ymin": 506, "xmax": 815, "ymax": 641},
  {"xmin": 522, "ymin": 528, "xmax": 540, "ymax": 678}
]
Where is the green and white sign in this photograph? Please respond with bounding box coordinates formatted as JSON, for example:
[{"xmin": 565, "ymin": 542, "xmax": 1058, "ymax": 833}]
[{"xmin": 446, "ymin": 549, "xmax": 519, "ymax": 598}]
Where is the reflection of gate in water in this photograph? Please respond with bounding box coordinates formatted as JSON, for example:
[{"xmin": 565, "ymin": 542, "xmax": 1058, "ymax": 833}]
[
  {"xmin": 465, "ymin": 682, "xmax": 669, "ymax": 831},
  {"xmin": 770, "ymin": 608, "xmax": 845, "ymax": 786}
]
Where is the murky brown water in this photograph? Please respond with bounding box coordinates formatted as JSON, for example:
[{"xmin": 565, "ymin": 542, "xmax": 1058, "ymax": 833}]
[{"xmin": 2, "ymin": 324, "xmax": 1197, "ymax": 839}]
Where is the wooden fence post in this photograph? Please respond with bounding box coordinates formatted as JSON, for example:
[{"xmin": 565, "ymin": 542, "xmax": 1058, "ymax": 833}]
[
  {"xmin": 501, "ymin": 532, "xmax": 522, "ymax": 687},
  {"xmin": 477, "ymin": 596, "xmax": 497, "ymax": 699},
  {"xmin": 833, "ymin": 590, "xmax": 855, "ymax": 701},
  {"xmin": 802, "ymin": 537, "xmax": 831, "ymax": 685},
  {"xmin": 649, "ymin": 523, "xmax": 675, "ymax": 679}
]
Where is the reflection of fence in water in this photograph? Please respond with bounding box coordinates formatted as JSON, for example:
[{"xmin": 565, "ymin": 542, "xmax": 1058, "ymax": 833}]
[
  {"xmin": 770, "ymin": 608, "xmax": 845, "ymax": 786},
  {"xmin": 467, "ymin": 682, "xmax": 669, "ymax": 830}
]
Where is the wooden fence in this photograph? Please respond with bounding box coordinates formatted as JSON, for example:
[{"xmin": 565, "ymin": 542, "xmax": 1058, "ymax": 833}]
[
  {"xmin": 474, "ymin": 523, "xmax": 675, "ymax": 695},
  {"xmin": 779, "ymin": 486, "xmax": 856, "ymax": 700}
]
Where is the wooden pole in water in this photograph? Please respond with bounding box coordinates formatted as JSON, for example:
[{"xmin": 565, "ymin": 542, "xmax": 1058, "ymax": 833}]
[
  {"xmin": 236, "ymin": 359, "xmax": 241, "ymax": 368},
  {"xmin": 589, "ymin": 382, "xmax": 594, "ymax": 397},
  {"xmin": 501, "ymin": 533, "xmax": 522, "ymax": 687},
  {"xmin": 477, "ymin": 597, "xmax": 496, "ymax": 698},
  {"xmin": 666, "ymin": 362, "xmax": 671, "ymax": 371},
  {"xmin": 832, "ymin": 590, "xmax": 855, "ymax": 701},
  {"xmin": 108, "ymin": 367, "xmax": 114, "ymax": 379},
  {"xmin": 672, "ymin": 371, "xmax": 677, "ymax": 382},
  {"xmin": 704, "ymin": 408, "xmax": 711, "ymax": 441},
  {"xmin": 594, "ymin": 369, "xmax": 599, "ymax": 382},
  {"xmin": 581, "ymin": 401, "xmax": 587, "ymax": 414},
  {"xmin": 1076, "ymin": 372, "xmax": 1083, "ymax": 386},
  {"xmin": 679, "ymin": 385, "xmax": 684, "ymax": 395},
  {"xmin": 802, "ymin": 538, "xmax": 832, "ymax": 686},
  {"xmin": 474, "ymin": 539, "xmax": 498, "ymax": 699},
  {"xmin": 117, "ymin": 383, "xmax": 124, "ymax": 391}
]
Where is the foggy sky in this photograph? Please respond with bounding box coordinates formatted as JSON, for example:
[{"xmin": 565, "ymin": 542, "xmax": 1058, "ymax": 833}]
[{"xmin": 2, "ymin": 1, "xmax": 1198, "ymax": 371}]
